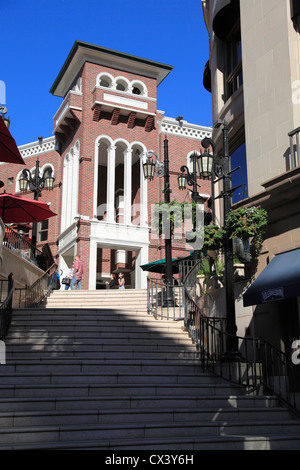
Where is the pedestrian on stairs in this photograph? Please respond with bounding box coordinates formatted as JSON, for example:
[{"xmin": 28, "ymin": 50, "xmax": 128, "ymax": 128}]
[{"xmin": 71, "ymin": 255, "xmax": 83, "ymax": 290}]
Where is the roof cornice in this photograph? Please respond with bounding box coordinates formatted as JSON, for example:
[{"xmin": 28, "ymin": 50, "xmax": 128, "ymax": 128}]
[{"xmin": 50, "ymin": 40, "xmax": 173, "ymax": 98}]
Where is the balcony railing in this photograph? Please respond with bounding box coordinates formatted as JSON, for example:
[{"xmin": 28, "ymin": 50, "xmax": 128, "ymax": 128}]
[
  {"xmin": 3, "ymin": 225, "xmax": 43, "ymax": 269},
  {"xmin": 288, "ymin": 127, "xmax": 300, "ymax": 171}
]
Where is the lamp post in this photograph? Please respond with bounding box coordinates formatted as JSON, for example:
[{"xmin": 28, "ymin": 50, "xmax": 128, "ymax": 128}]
[
  {"xmin": 143, "ymin": 137, "xmax": 174, "ymax": 304},
  {"xmin": 178, "ymin": 152, "xmax": 201, "ymax": 259},
  {"xmin": 197, "ymin": 121, "xmax": 241, "ymax": 361},
  {"xmin": 19, "ymin": 137, "xmax": 55, "ymax": 251}
]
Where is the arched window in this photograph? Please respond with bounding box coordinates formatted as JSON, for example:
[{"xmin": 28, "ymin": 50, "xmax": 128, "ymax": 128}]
[
  {"xmin": 187, "ymin": 151, "xmax": 200, "ymax": 173},
  {"xmin": 115, "ymin": 77, "xmax": 130, "ymax": 92},
  {"xmin": 131, "ymin": 81, "xmax": 147, "ymax": 97},
  {"xmin": 97, "ymin": 73, "xmax": 114, "ymax": 88}
]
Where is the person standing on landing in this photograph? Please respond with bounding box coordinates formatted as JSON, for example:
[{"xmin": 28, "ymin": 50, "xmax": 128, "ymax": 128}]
[
  {"xmin": 71, "ymin": 255, "xmax": 83, "ymax": 290},
  {"xmin": 118, "ymin": 272, "xmax": 125, "ymax": 290}
]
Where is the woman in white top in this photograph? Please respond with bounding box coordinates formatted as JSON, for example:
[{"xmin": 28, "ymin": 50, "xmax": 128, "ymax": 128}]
[{"xmin": 118, "ymin": 272, "xmax": 125, "ymax": 289}]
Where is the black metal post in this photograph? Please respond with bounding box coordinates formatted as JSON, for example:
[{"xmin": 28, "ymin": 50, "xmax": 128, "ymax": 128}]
[
  {"xmin": 221, "ymin": 123, "xmax": 239, "ymax": 361},
  {"xmin": 163, "ymin": 138, "xmax": 174, "ymax": 297},
  {"xmin": 191, "ymin": 153, "xmax": 199, "ymax": 260},
  {"xmin": 31, "ymin": 158, "xmax": 40, "ymax": 254}
]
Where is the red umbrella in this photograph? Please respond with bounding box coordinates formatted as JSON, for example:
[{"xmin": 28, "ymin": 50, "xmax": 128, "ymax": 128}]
[
  {"xmin": 0, "ymin": 192, "xmax": 56, "ymax": 223},
  {"xmin": 0, "ymin": 116, "xmax": 25, "ymax": 165}
]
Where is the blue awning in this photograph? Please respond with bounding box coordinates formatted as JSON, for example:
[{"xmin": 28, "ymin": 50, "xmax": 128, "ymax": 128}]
[{"xmin": 243, "ymin": 249, "xmax": 300, "ymax": 307}]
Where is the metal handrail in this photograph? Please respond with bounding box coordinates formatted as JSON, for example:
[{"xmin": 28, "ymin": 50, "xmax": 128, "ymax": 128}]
[
  {"xmin": 0, "ymin": 273, "xmax": 14, "ymax": 340},
  {"xmin": 288, "ymin": 127, "xmax": 300, "ymax": 170},
  {"xmin": 14, "ymin": 263, "xmax": 58, "ymax": 308},
  {"xmin": 147, "ymin": 277, "xmax": 185, "ymax": 320},
  {"xmin": 3, "ymin": 225, "xmax": 43, "ymax": 269},
  {"xmin": 179, "ymin": 259, "xmax": 300, "ymax": 412}
]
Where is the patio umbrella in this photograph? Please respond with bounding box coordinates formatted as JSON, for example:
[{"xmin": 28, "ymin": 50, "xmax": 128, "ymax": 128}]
[
  {"xmin": 141, "ymin": 254, "xmax": 193, "ymax": 274},
  {"xmin": 0, "ymin": 116, "xmax": 25, "ymax": 165},
  {"xmin": 0, "ymin": 192, "xmax": 56, "ymax": 223}
]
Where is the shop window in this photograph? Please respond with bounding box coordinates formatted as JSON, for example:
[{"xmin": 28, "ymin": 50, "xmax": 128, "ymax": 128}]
[
  {"xmin": 39, "ymin": 219, "xmax": 49, "ymax": 242},
  {"xmin": 224, "ymin": 22, "xmax": 243, "ymax": 101},
  {"xmin": 230, "ymin": 142, "xmax": 248, "ymax": 204}
]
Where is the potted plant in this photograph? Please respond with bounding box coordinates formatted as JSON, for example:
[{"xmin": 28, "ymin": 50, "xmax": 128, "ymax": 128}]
[{"xmin": 225, "ymin": 206, "xmax": 268, "ymax": 256}]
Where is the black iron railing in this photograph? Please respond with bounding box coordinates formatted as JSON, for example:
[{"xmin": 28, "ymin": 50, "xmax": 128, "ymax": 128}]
[
  {"xmin": 14, "ymin": 263, "xmax": 58, "ymax": 308},
  {"xmin": 147, "ymin": 278, "xmax": 185, "ymax": 320},
  {"xmin": 0, "ymin": 273, "xmax": 14, "ymax": 340},
  {"xmin": 3, "ymin": 225, "xmax": 44, "ymax": 269},
  {"xmin": 179, "ymin": 259, "xmax": 300, "ymax": 412}
]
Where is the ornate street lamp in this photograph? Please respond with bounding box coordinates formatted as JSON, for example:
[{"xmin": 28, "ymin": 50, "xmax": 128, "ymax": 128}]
[
  {"xmin": 19, "ymin": 137, "xmax": 55, "ymax": 250},
  {"xmin": 197, "ymin": 147, "xmax": 214, "ymax": 179},
  {"xmin": 178, "ymin": 153, "xmax": 202, "ymax": 259},
  {"xmin": 143, "ymin": 138, "xmax": 174, "ymax": 305},
  {"xmin": 142, "ymin": 156, "xmax": 156, "ymax": 181},
  {"xmin": 198, "ymin": 121, "xmax": 242, "ymax": 361}
]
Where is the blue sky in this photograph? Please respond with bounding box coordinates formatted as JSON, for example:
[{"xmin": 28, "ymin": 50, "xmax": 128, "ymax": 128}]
[{"xmin": 1, "ymin": 0, "xmax": 212, "ymax": 147}]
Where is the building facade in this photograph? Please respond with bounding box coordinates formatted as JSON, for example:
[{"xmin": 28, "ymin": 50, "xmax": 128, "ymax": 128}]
[
  {"xmin": 0, "ymin": 41, "xmax": 212, "ymax": 290},
  {"xmin": 202, "ymin": 0, "xmax": 300, "ymax": 353}
]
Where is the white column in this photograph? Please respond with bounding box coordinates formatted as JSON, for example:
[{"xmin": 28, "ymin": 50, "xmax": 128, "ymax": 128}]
[
  {"xmin": 71, "ymin": 143, "xmax": 79, "ymax": 222},
  {"xmin": 124, "ymin": 148, "xmax": 132, "ymax": 225},
  {"xmin": 61, "ymin": 157, "xmax": 69, "ymax": 232},
  {"xmin": 135, "ymin": 246, "xmax": 148, "ymax": 289},
  {"xmin": 88, "ymin": 239, "xmax": 97, "ymax": 290},
  {"xmin": 93, "ymin": 142, "xmax": 100, "ymax": 219},
  {"xmin": 107, "ymin": 145, "xmax": 116, "ymax": 223},
  {"xmin": 140, "ymin": 152, "xmax": 148, "ymax": 227}
]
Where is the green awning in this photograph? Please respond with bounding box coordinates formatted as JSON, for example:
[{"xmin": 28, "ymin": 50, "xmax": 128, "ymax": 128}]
[{"xmin": 141, "ymin": 254, "xmax": 193, "ymax": 274}]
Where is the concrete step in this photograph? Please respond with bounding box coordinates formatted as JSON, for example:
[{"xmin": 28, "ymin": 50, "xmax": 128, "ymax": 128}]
[
  {"xmin": 2, "ymin": 292, "xmax": 300, "ymax": 450},
  {"xmin": 0, "ymin": 405, "xmax": 295, "ymax": 428},
  {"xmin": 0, "ymin": 383, "xmax": 247, "ymax": 399},
  {"xmin": 0, "ymin": 394, "xmax": 280, "ymax": 413},
  {"xmin": 1, "ymin": 418, "xmax": 300, "ymax": 448},
  {"xmin": 2, "ymin": 433, "xmax": 300, "ymax": 450},
  {"xmin": 0, "ymin": 371, "xmax": 229, "ymax": 386}
]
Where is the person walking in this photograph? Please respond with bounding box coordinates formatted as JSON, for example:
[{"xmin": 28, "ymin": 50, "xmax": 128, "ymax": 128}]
[{"xmin": 71, "ymin": 255, "xmax": 83, "ymax": 290}]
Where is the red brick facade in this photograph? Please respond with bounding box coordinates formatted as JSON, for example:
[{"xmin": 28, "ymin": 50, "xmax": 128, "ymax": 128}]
[{"xmin": 0, "ymin": 42, "xmax": 211, "ymax": 289}]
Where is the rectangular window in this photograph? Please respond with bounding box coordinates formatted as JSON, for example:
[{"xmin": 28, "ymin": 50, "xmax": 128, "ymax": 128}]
[
  {"xmin": 230, "ymin": 143, "xmax": 248, "ymax": 205},
  {"xmin": 38, "ymin": 219, "xmax": 49, "ymax": 242},
  {"xmin": 225, "ymin": 22, "xmax": 243, "ymax": 100}
]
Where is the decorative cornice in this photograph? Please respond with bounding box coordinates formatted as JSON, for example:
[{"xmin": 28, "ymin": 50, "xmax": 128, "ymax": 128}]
[
  {"xmin": 159, "ymin": 117, "xmax": 212, "ymax": 140},
  {"xmin": 18, "ymin": 136, "xmax": 56, "ymax": 159}
]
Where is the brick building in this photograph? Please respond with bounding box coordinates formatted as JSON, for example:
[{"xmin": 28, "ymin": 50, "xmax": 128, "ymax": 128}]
[{"xmin": 0, "ymin": 41, "xmax": 211, "ymax": 289}]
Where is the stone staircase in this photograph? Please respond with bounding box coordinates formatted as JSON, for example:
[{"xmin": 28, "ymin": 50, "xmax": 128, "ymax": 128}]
[{"xmin": 0, "ymin": 288, "xmax": 300, "ymax": 450}]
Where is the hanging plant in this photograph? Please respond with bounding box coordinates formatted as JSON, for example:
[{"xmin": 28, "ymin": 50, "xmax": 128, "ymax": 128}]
[
  {"xmin": 225, "ymin": 206, "xmax": 268, "ymax": 256},
  {"xmin": 202, "ymin": 224, "xmax": 226, "ymax": 251}
]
